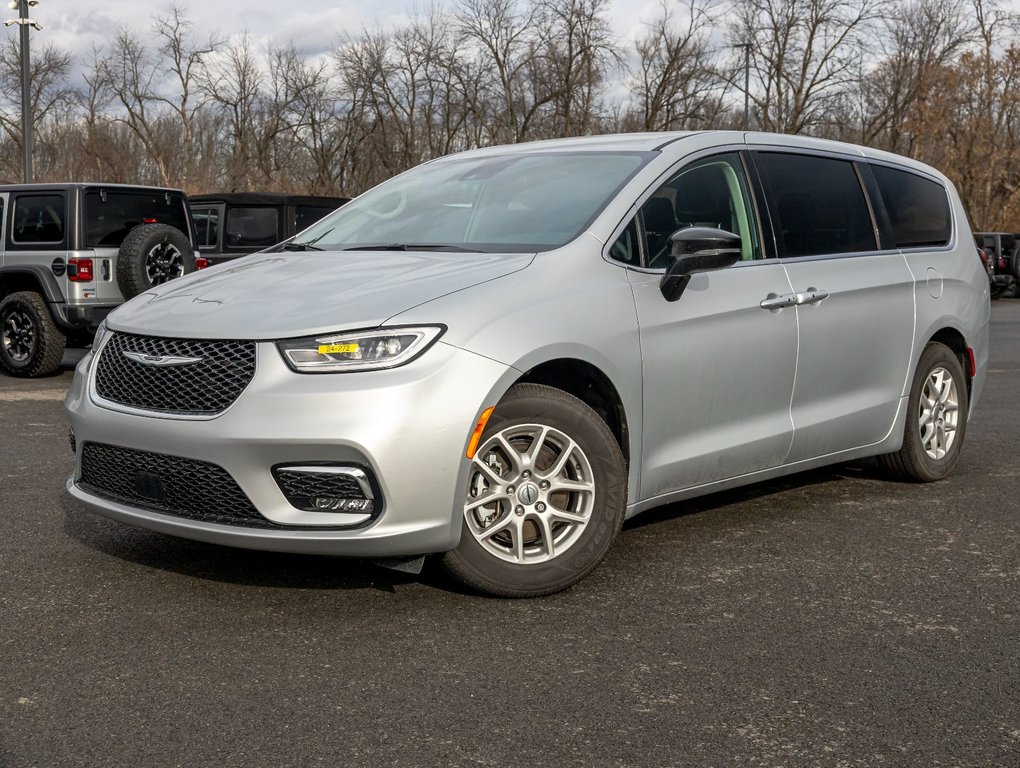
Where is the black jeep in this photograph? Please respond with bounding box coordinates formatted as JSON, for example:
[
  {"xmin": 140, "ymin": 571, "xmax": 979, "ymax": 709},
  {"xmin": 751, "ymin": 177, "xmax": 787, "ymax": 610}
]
[{"xmin": 188, "ymin": 193, "xmax": 349, "ymax": 267}]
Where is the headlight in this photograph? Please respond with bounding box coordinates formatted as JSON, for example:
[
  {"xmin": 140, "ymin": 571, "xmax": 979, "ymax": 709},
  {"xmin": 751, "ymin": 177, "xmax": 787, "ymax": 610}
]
[
  {"xmin": 276, "ymin": 326, "xmax": 444, "ymax": 373},
  {"xmin": 91, "ymin": 320, "xmax": 112, "ymax": 354}
]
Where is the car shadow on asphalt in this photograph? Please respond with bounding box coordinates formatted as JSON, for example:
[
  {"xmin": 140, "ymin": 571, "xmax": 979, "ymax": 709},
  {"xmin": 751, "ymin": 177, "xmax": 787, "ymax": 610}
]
[
  {"xmin": 622, "ymin": 459, "xmax": 887, "ymax": 532},
  {"xmin": 58, "ymin": 494, "xmax": 441, "ymax": 595},
  {"xmin": 57, "ymin": 460, "xmax": 888, "ymax": 596}
]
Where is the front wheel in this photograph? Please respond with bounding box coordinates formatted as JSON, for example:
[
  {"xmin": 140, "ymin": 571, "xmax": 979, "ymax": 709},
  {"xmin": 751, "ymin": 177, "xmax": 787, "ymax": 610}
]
[
  {"xmin": 0, "ymin": 291, "xmax": 66, "ymax": 378},
  {"xmin": 442, "ymin": 384, "xmax": 627, "ymax": 597},
  {"xmin": 879, "ymin": 342, "xmax": 969, "ymax": 482}
]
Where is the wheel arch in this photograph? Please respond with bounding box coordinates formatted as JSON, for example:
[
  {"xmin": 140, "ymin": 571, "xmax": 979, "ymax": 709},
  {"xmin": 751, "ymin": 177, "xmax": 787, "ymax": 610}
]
[
  {"xmin": 0, "ymin": 266, "xmax": 63, "ymax": 303},
  {"xmin": 926, "ymin": 326, "xmax": 973, "ymax": 399},
  {"xmin": 512, "ymin": 357, "xmax": 631, "ymax": 466}
]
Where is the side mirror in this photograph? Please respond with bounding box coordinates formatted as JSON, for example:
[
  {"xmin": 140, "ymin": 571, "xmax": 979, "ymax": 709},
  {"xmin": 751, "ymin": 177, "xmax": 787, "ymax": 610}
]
[{"xmin": 659, "ymin": 227, "xmax": 742, "ymax": 302}]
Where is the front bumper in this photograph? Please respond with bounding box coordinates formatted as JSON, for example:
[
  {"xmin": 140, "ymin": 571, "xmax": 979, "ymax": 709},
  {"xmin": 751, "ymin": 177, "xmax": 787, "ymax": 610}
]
[{"xmin": 65, "ymin": 340, "xmax": 515, "ymax": 557}]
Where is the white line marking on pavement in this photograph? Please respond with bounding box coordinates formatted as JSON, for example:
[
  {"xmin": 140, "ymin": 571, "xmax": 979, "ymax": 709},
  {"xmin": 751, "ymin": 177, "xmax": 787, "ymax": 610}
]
[{"xmin": 0, "ymin": 391, "xmax": 66, "ymax": 402}]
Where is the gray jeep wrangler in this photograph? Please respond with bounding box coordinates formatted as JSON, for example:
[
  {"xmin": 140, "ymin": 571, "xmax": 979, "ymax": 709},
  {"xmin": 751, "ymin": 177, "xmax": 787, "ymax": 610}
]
[{"xmin": 0, "ymin": 183, "xmax": 196, "ymax": 377}]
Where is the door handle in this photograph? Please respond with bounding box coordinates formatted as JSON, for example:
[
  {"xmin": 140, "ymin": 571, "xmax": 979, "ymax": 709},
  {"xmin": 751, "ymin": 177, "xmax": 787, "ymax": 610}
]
[
  {"xmin": 760, "ymin": 292, "xmax": 798, "ymax": 310},
  {"xmin": 795, "ymin": 289, "xmax": 829, "ymax": 305}
]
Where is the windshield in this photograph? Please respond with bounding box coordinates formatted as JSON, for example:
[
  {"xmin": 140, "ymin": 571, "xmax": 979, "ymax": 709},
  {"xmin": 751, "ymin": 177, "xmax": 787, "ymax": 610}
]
[{"xmin": 289, "ymin": 151, "xmax": 650, "ymax": 253}]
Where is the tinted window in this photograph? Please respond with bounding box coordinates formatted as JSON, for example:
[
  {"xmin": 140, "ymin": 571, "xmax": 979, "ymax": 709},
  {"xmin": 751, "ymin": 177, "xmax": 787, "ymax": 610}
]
[
  {"xmin": 226, "ymin": 207, "xmax": 280, "ymax": 248},
  {"xmin": 756, "ymin": 153, "xmax": 876, "ymax": 257},
  {"xmin": 12, "ymin": 194, "xmax": 65, "ymax": 244},
  {"xmin": 191, "ymin": 206, "xmax": 220, "ymax": 248},
  {"xmin": 84, "ymin": 190, "xmax": 189, "ymax": 247},
  {"xmin": 872, "ymin": 165, "xmax": 951, "ymax": 248},
  {"xmin": 610, "ymin": 153, "xmax": 760, "ymax": 268},
  {"xmin": 294, "ymin": 205, "xmax": 336, "ymax": 233}
]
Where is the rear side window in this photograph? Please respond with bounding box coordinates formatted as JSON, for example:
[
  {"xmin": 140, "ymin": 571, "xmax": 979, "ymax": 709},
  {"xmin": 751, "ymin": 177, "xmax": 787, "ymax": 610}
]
[
  {"xmin": 84, "ymin": 190, "xmax": 190, "ymax": 247},
  {"xmin": 226, "ymin": 207, "xmax": 280, "ymax": 248},
  {"xmin": 12, "ymin": 194, "xmax": 65, "ymax": 244},
  {"xmin": 872, "ymin": 165, "xmax": 951, "ymax": 248},
  {"xmin": 191, "ymin": 206, "xmax": 220, "ymax": 248},
  {"xmin": 755, "ymin": 153, "xmax": 876, "ymax": 258},
  {"xmin": 294, "ymin": 205, "xmax": 336, "ymax": 234}
]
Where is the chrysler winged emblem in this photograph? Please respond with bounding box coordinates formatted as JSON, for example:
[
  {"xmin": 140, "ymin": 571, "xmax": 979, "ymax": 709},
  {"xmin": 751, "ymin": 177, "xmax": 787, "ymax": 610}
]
[{"xmin": 122, "ymin": 350, "xmax": 203, "ymax": 367}]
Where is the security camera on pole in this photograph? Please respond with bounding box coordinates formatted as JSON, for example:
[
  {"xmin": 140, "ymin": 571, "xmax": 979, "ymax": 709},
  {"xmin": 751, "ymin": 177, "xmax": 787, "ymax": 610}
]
[{"xmin": 4, "ymin": 0, "xmax": 42, "ymax": 183}]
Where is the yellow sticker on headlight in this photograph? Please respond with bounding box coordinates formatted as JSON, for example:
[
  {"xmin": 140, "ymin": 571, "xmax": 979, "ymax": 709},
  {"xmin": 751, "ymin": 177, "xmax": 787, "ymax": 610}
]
[{"xmin": 318, "ymin": 343, "xmax": 359, "ymax": 354}]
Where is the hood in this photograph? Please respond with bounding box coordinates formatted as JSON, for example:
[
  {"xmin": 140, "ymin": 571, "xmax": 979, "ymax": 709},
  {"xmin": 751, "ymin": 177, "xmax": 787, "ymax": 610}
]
[{"xmin": 108, "ymin": 250, "xmax": 534, "ymax": 339}]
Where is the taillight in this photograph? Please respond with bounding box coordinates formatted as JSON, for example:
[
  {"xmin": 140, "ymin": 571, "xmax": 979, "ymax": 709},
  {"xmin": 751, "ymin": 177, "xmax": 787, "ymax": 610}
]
[
  {"xmin": 977, "ymin": 248, "xmax": 989, "ymax": 268},
  {"xmin": 68, "ymin": 258, "xmax": 94, "ymax": 282},
  {"xmin": 142, "ymin": 217, "xmax": 158, "ymax": 224},
  {"xmin": 195, "ymin": 257, "xmax": 210, "ymax": 269}
]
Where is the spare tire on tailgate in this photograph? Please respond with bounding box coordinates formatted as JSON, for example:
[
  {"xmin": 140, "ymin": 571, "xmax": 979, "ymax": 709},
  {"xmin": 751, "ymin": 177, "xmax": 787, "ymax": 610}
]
[{"xmin": 117, "ymin": 223, "xmax": 195, "ymax": 299}]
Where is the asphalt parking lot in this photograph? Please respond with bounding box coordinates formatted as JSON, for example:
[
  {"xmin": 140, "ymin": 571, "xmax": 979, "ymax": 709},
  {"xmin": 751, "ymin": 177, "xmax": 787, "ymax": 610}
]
[{"xmin": 1, "ymin": 303, "xmax": 1018, "ymax": 768}]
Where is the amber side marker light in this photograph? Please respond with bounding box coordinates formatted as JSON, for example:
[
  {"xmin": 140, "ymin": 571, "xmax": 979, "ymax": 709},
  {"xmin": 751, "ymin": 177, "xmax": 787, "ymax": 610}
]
[{"xmin": 466, "ymin": 406, "xmax": 495, "ymax": 459}]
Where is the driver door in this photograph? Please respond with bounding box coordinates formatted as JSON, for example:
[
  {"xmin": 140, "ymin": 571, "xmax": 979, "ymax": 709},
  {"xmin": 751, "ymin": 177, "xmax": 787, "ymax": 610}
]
[{"xmin": 620, "ymin": 152, "xmax": 799, "ymax": 499}]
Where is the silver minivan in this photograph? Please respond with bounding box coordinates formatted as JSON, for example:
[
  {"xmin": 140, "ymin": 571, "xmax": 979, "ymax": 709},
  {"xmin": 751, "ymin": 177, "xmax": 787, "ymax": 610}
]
[{"xmin": 64, "ymin": 132, "xmax": 990, "ymax": 596}]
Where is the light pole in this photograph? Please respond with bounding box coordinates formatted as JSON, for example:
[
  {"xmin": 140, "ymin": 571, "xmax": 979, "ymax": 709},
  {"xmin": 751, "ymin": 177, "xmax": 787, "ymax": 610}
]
[
  {"xmin": 734, "ymin": 42, "xmax": 751, "ymax": 129},
  {"xmin": 5, "ymin": 0, "xmax": 42, "ymax": 183}
]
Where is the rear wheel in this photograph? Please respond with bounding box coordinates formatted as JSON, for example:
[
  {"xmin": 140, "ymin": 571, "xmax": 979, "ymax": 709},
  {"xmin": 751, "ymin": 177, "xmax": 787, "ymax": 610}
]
[
  {"xmin": 879, "ymin": 342, "xmax": 968, "ymax": 482},
  {"xmin": 0, "ymin": 291, "xmax": 66, "ymax": 377},
  {"xmin": 442, "ymin": 384, "xmax": 626, "ymax": 597}
]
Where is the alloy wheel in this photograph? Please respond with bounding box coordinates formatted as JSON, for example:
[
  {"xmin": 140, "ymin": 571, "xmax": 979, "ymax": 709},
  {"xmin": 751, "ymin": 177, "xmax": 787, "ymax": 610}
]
[
  {"xmin": 2, "ymin": 309, "xmax": 35, "ymax": 363},
  {"xmin": 465, "ymin": 423, "xmax": 596, "ymax": 565},
  {"xmin": 144, "ymin": 243, "xmax": 185, "ymax": 285},
  {"xmin": 918, "ymin": 366, "xmax": 959, "ymax": 460}
]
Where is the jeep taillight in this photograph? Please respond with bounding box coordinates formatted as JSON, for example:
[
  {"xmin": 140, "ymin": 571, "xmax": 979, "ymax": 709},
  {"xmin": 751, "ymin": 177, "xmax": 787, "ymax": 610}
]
[
  {"xmin": 195, "ymin": 257, "xmax": 210, "ymax": 269},
  {"xmin": 68, "ymin": 258, "xmax": 94, "ymax": 282}
]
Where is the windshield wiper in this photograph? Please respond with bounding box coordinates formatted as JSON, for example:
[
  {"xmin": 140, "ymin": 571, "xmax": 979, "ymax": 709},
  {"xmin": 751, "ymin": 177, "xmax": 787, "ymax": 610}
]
[
  {"xmin": 280, "ymin": 241, "xmax": 323, "ymax": 251},
  {"xmin": 340, "ymin": 243, "xmax": 482, "ymax": 253}
]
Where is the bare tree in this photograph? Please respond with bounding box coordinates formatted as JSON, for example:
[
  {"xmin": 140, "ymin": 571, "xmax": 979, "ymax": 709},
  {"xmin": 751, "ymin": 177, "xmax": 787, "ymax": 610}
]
[
  {"xmin": 0, "ymin": 38, "xmax": 74, "ymax": 180},
  {"xmin": 625, "ymin": 0, "xmax": 725, "ymax": 131},
  {"xmin": 102, "ymin": 4, "xmax": 219, "ymax": 186},
  {"xmin": 730, "ymin": 0, "xmax": 883, "ymax": 134},
  {"xmin": 529, "ymin": 0, "xmax": 620, "ymax": 137}
]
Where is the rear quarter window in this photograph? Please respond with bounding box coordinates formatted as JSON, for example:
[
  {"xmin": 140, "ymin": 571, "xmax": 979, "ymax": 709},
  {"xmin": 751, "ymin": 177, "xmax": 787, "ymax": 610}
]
[
  {"xmin": 871, "ymin": 165, "xmax": 952, "ymax": 248},
  {"xmin": 191, "ymin": 206, "xmax": 220, "ymax": 248},
  {"xmin": 225, "ymin": 207, "xmax": 280, "ymax": 248},
  {"xmin": 294, "ymin": 205, "xmax": 336, "ymax": 234}
]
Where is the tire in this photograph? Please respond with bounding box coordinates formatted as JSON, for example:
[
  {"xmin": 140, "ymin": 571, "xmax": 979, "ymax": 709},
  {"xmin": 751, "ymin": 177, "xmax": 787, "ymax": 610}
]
[
  {"xmin": 117, "ymin": 223, "xmax": 194, "ymax": 299},
  {"xmin": 879, "ymin": 342, "xmax": 968, "ymax": 482},
  {"xmin": 0, "ymin": 291, "xmax": 66, "ymax": 378},
  {"xmin": 442, "ymin": 383, "xmax": 627, "ymax": 597}
]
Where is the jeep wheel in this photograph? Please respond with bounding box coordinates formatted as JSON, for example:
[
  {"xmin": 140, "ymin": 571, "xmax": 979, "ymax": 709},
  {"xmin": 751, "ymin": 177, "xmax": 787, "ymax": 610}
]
[
  {"xmin": 117, "ymin": 223, "xmax": 194, "ymax": 299},
  {"xmin": 0, "ymin": 291, "xmax": 66, "ymax": 377},
  {"xmin": 442, "ymin": 384, "xmax": 627, "ymax": 597}
]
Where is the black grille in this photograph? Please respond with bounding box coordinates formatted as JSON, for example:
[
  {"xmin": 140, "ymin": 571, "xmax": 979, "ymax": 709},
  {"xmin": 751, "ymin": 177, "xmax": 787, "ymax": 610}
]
[
  {"xmin": 78, "ymin": 442, "xmax": 273, "ymax": 528},
  {"xmin": 95, "ymin": 333, "xmax": 256, "ymax": 414},
  {"xmin": 274, "ymin": 469, "xmax": 368, "ymax": 500}
]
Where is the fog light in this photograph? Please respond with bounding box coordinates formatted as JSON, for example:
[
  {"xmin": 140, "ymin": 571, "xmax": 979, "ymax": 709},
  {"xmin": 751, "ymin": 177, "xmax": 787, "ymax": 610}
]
[
  {"xmin": 272, "ymin": 465, "xmax": 379, "ymax": 516},
  {"xmin": 68, "ymin": 429, "xmax": 76, "ymax": 454}
]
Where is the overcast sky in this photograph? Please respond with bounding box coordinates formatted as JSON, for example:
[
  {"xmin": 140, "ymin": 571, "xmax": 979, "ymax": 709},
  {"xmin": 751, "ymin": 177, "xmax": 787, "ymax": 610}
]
[{"xmin": 19, "ymin": 0, "xmax": 663, "ymax": 62}]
